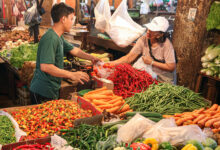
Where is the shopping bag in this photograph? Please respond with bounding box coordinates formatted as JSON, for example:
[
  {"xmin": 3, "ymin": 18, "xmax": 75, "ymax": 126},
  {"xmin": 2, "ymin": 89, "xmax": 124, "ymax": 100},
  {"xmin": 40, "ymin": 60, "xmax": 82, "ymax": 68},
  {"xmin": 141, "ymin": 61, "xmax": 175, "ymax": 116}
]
[
  {"xmin": 133, "ymin": 57, "xmax": 157, "ymax": 79},
  {"xmin": 140, "ymin": 0, "xmax": 150, "ymax": 15},
  {"xmin": 94, "ymin": 0, "xmax": 111, "ymax": 32},
  {"xmin": 106, "ymin": 0, "xmax": 145, "ymax": 47}
]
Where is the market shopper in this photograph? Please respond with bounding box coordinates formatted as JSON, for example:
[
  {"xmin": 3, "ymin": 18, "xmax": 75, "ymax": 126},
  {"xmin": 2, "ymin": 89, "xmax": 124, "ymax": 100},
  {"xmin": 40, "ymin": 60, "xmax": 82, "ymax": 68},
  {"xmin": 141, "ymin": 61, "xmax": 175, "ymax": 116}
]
[
  {"xmin": 30, "ymin": 3, "xmax": 100, "ymax": 104},
  {"xmin": 112, "ymin": 16, "xmax": 176, "ymax": 84}
]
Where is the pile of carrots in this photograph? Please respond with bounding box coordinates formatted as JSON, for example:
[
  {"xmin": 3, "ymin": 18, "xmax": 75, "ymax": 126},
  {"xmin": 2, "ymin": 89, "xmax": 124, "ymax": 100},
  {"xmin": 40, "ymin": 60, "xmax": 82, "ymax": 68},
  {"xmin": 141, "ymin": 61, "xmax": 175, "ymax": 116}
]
[
  {"xmin": 83, "ymin": 87, "xmax": 132, "ymax": 115},
  {"xmin": 163, "ymin": 104, "xmax": 220, "ymax": 133}
]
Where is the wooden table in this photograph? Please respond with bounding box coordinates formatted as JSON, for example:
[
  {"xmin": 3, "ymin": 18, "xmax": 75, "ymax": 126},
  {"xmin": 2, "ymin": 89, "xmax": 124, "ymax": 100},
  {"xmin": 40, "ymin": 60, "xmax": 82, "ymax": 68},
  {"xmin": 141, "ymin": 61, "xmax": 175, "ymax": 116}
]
[
  {"xmin": 87, "ymin": 35, "xmax": 134, "ymax": 54},
  {"xmin": 195, "ymin": 72, "xmax": 220, "ymax": 104}
]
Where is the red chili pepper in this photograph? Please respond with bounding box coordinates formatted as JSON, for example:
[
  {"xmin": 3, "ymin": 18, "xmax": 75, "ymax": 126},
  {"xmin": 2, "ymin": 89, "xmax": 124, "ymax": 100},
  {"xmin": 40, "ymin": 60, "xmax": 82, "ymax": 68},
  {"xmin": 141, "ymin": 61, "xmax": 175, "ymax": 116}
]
[{"xmin": 130, "ymin": 143, "xmax": 151, "ymax": 150}]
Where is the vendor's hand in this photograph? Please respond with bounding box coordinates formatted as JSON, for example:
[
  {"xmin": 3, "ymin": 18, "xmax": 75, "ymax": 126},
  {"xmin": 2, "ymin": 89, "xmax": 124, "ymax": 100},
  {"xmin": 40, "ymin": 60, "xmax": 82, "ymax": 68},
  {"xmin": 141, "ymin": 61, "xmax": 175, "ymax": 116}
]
[
  {"xmin": 142, "ymin": 55, "xmax": 153, "ymax": 65},
  {"xmin": 69, "ymin": 71, "xmax": 89, "ymax": 84},
  {"xmin": 91, "ymin": 56, "xmax": 102, "ymax": 64}
]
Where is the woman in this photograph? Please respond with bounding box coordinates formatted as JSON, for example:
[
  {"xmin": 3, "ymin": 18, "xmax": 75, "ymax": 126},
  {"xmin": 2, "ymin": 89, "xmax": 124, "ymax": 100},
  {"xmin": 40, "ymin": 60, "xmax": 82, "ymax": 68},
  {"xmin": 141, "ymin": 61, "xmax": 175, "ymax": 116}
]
[{"xmin": 112, "ymin": 16, "xmax": 176, "ymax": 84}]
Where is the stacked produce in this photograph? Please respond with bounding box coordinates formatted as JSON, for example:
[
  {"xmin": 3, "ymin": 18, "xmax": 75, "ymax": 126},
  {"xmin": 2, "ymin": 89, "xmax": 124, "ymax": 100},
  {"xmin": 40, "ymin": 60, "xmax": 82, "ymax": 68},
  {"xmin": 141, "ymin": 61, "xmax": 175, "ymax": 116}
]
[
  {"xmin": 0, "ymin": 30, "xmax": 39, "ymax": 49},
  {"xmin": 83, "ymin": 87, "xmax": 132, "ymax": 114},
  {"xmin": 206, "ymin": 1, "xmax": 220, "ymax": 31},
  {"xmin": 0, "ymin": 43, "xmax": 38, "ymax": 68},
  {"xmin": 1, "ymin": 40, "xmax": 29, "ymax": 51},
  {"xmin": 78, "ymin": 53, "xmax": 110, "ymax": 64},
  {"xmin": 125, "ymin": 83, "xmax": 210, "ymax": 115},
  {"xmin": 0, "ymin": 115, "xmax": 16, "ymax": 145},
  {"xmin": 201, "ymin": 44, "xmax": 220, "ymax": 78},
  {"xmin": 18, "ymin": 61, "xmax": 36, "ymax": 87},
  {"xmin": 163, "ymin": 104, "xmax": 220, "ymax": 133},
  {"xmin": 107, "ymin": 63, "xmax": 158, "ymax": 99},
  {"xmin": 10, "ymin": 100, "xmax": 93, "ymax": 140}
]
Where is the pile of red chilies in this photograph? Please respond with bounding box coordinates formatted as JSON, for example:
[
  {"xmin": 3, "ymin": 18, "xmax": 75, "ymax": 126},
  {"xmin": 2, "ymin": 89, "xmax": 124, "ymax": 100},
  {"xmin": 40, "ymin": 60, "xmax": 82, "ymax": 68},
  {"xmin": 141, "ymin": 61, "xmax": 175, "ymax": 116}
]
[
  {"xmin": 13, "ymin": 143, "xmax": 54, "ymax": 150},
  {"xmin": 108, "ymin": 63, "xmax": 158, "ymax": 99}
]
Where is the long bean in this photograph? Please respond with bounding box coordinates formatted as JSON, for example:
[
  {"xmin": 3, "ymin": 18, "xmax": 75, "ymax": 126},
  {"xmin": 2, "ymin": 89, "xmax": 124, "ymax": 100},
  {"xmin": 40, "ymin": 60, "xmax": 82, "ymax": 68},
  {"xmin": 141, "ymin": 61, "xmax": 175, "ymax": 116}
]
[{"xmin": 125, "ymin": 83, "xmax": 210, "ymax": 115}]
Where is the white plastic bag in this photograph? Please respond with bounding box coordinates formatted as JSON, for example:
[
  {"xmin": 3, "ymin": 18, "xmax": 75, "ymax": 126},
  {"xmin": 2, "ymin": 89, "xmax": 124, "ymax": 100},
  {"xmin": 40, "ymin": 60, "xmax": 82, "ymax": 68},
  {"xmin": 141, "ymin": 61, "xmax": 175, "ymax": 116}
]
[
  {"xmin": 133, "ymin": 57, "xmax": 157, "ymax": 79},
  {"xmin": 140, "ymin": 0, "xmax": 150, "ymax": 15},
  {"xmin": 117, "ymin": 114, "xmax": 155, "ymax": 143},
  {"xmin": 95, "ymin": 62, "xmax": 114, "ymax": 79},
  {"xmin": 13, "ymin": 4, "xmax": 20, "ymax": 16},
  {"xmin": 51, "ymin": 134, "xmax": 75, "ymax": 150},
  {"xmin": 0, "ymin": 111, "xmax": 27, "ymax": 142},
  {"xmin": 24, "ymin": 1, "xmax": 38, "ymax": 25},
  {"xmin": 106, "ymin": 0, "xmax": 145, "ymax": 47},
  {"xmin": 94, "ymin": 0, "xmax": 111, "ymax": 32},
  {"xmin": 143, "ymin": 118, "xmax": 206, "ymax": 145}
]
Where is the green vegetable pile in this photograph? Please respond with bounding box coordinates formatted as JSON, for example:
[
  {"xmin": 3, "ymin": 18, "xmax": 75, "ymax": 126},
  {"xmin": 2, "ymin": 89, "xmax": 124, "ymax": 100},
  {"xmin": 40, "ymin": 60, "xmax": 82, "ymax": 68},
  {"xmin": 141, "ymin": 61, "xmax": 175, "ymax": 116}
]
[
  {"xmin": 206, "ymin": 1, "xmax": 220, "ymax": 31},
  {"xmin": 60, "ymin": 123, "xmax": 123, "ymax": 150},
  {"xmin": 201, "ymin": 44, "xmax": 220, "ymax": 78},
  {"xmin": 125, "ymin": 83, "xmax": 210, "ymax": 115},
  {"xmin": 0, "ymin": 115, "xmax": 16, "ymax": 145},
  {"xmin": 0, "ymin": 43, "xmax": 38, "ymax": 68}
]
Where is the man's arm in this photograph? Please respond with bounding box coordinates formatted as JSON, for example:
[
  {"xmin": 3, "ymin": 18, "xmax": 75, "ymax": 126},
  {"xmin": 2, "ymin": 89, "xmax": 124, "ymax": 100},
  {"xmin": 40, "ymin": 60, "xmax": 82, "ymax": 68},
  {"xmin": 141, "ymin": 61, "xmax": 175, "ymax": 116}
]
[{"xmin": 40, "ymin": 64, "xmax": 89, "ymax": 84}]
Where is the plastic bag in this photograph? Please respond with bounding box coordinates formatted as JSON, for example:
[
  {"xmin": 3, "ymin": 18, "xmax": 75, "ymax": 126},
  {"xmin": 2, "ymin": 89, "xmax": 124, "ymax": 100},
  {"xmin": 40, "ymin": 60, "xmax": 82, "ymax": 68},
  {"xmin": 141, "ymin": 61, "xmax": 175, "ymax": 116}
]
[
  {"xmin": 13, "ymin": 4, "xmax": 20, "ymax": 16},
  {"xmin": 133, "ymin": 57, "xmax": 157, "ymax": 79},
  {"xmin": 143, "ymin": 118, "xmax": 206, "ymax": 145},
  {"xmin": 51, "ymin": 134, "xmax": 75, "ymax": 150},
  {"xmin": 106, "ymin": 0, "xmax": 145, "ymax": 47},
  {"xmin": 0, "ymin": 111, "xmax": 27, "ymax": 142},
  {"xmin": 95, "ymin": 62, "xmax": 114, "ymax": 79},
  {"xmin": 117, "ymin": 114, "xmax": 155, "ymax": 143},
  {"xmin": 140, "ymin": 0, "xmax": 150, "ymax": 15},
  {"xmin": 24, "ymin": 1, "xmax": 38, "ymax": 25},
  {"xmin": 94, "ymin": 0, "xmax": 111, "ymax": 32}
]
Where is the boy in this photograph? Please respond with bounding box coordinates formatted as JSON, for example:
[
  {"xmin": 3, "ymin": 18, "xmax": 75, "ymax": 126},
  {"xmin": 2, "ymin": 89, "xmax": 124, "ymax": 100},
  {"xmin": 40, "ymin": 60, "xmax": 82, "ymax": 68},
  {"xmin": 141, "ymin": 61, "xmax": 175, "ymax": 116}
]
[{"xmin": 30, "ymin": 3, "xmax": 100, "ymax": 104}]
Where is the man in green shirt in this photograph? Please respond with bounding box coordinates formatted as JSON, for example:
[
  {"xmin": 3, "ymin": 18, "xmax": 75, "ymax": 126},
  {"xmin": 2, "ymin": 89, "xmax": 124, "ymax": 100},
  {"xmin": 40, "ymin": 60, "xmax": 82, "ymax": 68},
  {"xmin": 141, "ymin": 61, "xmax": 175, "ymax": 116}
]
[{"xmin": 30, "ymin": 3, "xmax": 100, "ymax": 104}]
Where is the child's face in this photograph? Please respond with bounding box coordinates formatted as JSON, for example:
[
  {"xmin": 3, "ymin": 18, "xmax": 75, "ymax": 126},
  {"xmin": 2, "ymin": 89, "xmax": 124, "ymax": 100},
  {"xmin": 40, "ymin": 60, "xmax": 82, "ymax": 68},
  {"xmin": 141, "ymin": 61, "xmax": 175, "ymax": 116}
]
[{"xmin": 62, "ymin": 13, "xmax": 74, "ymax": 32}]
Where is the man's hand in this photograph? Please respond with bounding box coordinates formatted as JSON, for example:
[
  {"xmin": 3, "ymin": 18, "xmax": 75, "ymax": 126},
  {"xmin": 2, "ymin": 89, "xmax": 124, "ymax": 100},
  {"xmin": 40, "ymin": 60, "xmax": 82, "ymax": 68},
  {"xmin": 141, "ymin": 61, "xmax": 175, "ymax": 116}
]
[
  {"xmin": 142, "ymin": 55, "xmax": 153, "ymax": 65},
  {"xmin": 68, "ymin": 71, "xmax": 90, "ymax": 84},
  {"xmin": 91, "ymin": 56, "xmax": 101, "ymax": 64}
]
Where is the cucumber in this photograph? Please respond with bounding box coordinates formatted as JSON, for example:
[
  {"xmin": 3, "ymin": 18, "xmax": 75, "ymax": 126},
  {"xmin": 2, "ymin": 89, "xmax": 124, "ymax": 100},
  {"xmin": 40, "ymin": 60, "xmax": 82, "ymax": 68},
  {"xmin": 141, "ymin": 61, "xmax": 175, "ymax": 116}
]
[
  {"xmin": 148, "ymin": 117, "xmax": 162, "ymax": 122},
  {"xmin": 125, "ymin": 112, "xmax": 163, "ymax": 118},
  {"xmin": 78, "ymin": 89, "xmax": 93, "ymax": 96}
]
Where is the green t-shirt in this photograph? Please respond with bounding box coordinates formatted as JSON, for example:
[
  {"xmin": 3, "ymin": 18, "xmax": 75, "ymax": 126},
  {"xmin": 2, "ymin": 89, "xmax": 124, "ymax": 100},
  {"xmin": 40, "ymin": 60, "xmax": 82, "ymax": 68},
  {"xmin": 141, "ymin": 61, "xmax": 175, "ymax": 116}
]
[{"xmin": 30, "ymin": 28, "xmax": 74, "ymax": 99}]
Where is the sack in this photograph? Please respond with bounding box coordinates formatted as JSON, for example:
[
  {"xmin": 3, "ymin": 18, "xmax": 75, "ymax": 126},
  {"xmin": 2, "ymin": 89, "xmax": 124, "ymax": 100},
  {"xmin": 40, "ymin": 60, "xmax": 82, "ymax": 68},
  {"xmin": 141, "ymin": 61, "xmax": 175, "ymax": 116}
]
[
  {"xmin": 94, "ymin": 0, "xmax": 111, "ymax": 31},
  {"xmin": 117, "ymin": 114, "xmax": 155, "ymax": 143},
  {"xmin": 133, "ymin": 57, "xmax": 157, "ymax": 79},
  {"xmin": 0, "ymin": 111, "xmax": 27, "ymax": 142},
  {"xmin": 106, "ymin": 0, "xmax": 145, "ymax": 47}
]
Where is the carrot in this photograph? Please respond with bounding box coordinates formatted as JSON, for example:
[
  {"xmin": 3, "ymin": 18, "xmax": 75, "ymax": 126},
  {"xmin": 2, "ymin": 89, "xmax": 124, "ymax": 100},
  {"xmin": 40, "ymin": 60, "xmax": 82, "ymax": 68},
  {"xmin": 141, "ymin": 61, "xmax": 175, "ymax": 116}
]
[
  {"xmin": 117, "ymin": 104, "xmax": 130, "ymax": 114},
  {"xmin": 174, "ymin": 113, "xmax": 183, "ymax": 117},
  {"xmin": 88, "ymin": 94, "xmax": 113, "ymax": 100},
  {"xmin": 176, "ymin": 117, "xmax": 194, "ymax": 126},
  {"xmin": 198, "ymin": 117, "xmax": 211, "ymax": 127},
  {"xmin": 213, "ymin": 120, "xmax": 220, "ymax": 128},
  {"xmin": 93, "ymin": 99, "xmax": 109, "ymax": 105},
  {"xmin": 212, "ymin": 128, "xmax": 220, "ymax": 133},
  {"xmin": 113, "ymin": 101, "xmax": 123, "ymax": 107},
  {"xmin": 209, "ymin": 104, "xmax": 219, "ymax": 111},
  {"xmin": 192, "ymin": 114, "xmax": 206, "ymax": 124},
  {"xmin": 163, "ymin": 115, "xmax": 174, "ymax": 118},
  {"xmin": 108, "ymin": 97, "xmax": 123, "ymax": 104},
  {"xmin": 106, "ymin": 106, "xmax": 120, "ymax": 113},
  {"xmin": 205, "ymin": 118, "xmax": 220, "ymax": 127},
  {"xmin": 86, "ymin": 87, "xmax": 107, "ymax": 95},
  {"xmin": 118, "ymin": 109, "xmax": 133, "ymax": 116},
  {"xmin": 98, "ymin": 104, "xmax": 113, "ymax": 109},
  {"xmin": 217, "ymin": 106, "xmax": 220, "ymax": 112},
  {"xmin": 196, "ymin": 108, "xmax": 205, "ymax": 114},
  {"xmin": 97, "ymin": 90, "xmax": 114, "ymax": 95}
]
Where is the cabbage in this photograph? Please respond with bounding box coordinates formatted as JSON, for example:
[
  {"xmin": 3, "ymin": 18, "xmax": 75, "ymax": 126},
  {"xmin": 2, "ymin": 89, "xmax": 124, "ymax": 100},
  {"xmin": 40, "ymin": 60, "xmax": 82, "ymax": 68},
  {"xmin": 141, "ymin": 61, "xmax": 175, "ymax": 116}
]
[{"xmin": 206, "ymin": 1, "xmax": 220, "ymax": 31}]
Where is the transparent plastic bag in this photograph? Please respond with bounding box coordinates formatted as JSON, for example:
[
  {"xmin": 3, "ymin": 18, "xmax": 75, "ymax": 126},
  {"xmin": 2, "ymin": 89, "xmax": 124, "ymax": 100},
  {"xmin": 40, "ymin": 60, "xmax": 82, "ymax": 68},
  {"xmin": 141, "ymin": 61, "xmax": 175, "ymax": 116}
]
[
  {"xmin": 94, "ymin": 0, "xmax": 111, "ymax": 31},
  {"xmin": 95, "ymin": 62, "xmax": 114, "ymax": 79},
  {"xmin": 106, "ymin": 0, "xmax": 145, "ymax": 47},
  {"xmin": 117, "ymin": 114, "xmax": 155, "ymax": 143},
  {"xmin": 24, "ymin": 1, "xmax": 38, "ymax": 25},
  {"xmin": 143, "ymin": 118, "xmax": 206, "ymax": 145},
  {"xmin": 133, "ymin": 57, "xmax": 157, "ymax": 79},
  {"xmin": 0, "ymin": 111, "xmax": 27, "ymax": 142}
]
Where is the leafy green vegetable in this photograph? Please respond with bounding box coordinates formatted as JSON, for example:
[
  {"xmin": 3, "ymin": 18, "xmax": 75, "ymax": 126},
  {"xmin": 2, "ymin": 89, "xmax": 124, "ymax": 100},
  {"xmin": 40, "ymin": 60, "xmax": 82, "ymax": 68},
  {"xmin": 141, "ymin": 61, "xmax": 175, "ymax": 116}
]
[{"xmin": 206, "ymin": 1, "xmax": 220, "ymax": 31}]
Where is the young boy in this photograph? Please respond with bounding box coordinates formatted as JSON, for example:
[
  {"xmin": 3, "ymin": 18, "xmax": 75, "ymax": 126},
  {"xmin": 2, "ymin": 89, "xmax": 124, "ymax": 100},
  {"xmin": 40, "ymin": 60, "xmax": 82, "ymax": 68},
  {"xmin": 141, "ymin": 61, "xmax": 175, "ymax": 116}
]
[{"xmin": 30, "ymin": 3, "xmax": 100, "ymax": 104}]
